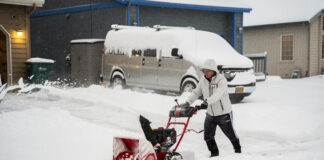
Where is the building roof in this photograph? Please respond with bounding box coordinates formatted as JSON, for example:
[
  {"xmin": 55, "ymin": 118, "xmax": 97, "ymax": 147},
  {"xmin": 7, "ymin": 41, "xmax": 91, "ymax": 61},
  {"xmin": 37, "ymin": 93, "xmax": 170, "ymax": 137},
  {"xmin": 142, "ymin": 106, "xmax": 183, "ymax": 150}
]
[
  {"xmin": 243, "ymin": 0, "xmax": 324, "ymax": 27},
  {"xmin": 115, "ymin": 0, "xmax": 252, "ymax": 13},
  {"xmin": 0, "ymin": 0, "xmax": 45, "ymax": 7}
]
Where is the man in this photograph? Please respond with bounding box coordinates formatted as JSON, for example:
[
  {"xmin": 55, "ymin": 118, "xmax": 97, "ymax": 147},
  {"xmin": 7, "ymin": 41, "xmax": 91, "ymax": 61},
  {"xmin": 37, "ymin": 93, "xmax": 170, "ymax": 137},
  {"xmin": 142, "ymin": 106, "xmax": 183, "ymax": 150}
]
[{"xmin": 180, "ymin": 59, "xmax": 241, "ymax": 157}]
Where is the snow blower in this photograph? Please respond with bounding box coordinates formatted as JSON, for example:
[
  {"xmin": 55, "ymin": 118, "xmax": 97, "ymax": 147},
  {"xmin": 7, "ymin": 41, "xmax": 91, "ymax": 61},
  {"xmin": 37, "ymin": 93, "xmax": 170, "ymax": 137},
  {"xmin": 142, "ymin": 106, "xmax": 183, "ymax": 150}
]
[{"xmin": 113, "ymin": 99, "xmax": 204, "ymax": 160}]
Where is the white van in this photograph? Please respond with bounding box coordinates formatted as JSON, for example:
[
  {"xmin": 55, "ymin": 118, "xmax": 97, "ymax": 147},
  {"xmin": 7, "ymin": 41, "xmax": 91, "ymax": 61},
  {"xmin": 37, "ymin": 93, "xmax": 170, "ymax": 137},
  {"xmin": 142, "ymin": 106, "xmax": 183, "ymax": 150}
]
[{"xmin": 102, "ymin": 25, "xmax": 256, "ymax": 103}]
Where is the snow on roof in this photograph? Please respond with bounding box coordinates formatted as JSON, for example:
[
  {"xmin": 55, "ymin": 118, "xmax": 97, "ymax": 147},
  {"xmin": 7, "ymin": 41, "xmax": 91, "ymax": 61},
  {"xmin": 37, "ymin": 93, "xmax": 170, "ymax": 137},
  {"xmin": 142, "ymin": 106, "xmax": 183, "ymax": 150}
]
[
  {"xmin": 0, "ymin": 0, "xmax": 45, "ymax": 7},
  {"xmin": 116, "ymin": 0, "xmax": 252, "ymax": 12},
  {"xmin": 104, "ymin": 26, "xmax": 253, "ymax": 68},
  {"xmin": 26, "ymin": 57, "xmax": 55, "ymax": 63},
  {"xmin": 147, "ymin": 0, "xmax": 250, "ymax": 9},
  {"xmin": 244, "ymin": 0, "xmax": 324, "ymax": 27},
  {"xmin": 70, "ymin": 39, "xmax": 105, "ymax": 44}
]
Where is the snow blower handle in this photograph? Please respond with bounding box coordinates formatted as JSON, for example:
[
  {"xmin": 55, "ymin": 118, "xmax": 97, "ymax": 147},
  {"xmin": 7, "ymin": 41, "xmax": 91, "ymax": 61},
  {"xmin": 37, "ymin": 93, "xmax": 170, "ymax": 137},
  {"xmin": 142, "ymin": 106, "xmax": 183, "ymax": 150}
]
[{"xmin": 174, "ymin": 99, "xmax": 180, "ymax": 107}]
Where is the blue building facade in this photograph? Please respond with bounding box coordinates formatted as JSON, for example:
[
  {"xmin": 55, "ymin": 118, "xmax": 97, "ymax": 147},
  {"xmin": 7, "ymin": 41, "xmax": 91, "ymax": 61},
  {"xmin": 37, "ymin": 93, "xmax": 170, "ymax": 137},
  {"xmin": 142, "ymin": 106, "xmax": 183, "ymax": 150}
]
[{"xmin": 30, "ymin": 0, "xmax": 251, "ymax": 78}]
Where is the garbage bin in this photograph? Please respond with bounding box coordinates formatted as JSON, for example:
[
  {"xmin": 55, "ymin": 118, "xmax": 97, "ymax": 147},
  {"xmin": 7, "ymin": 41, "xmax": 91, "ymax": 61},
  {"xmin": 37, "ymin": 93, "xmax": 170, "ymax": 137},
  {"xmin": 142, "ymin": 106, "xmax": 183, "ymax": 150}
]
[{"xmin": 25, "ymin": 57, "xmax": 55, "ymax": 84}]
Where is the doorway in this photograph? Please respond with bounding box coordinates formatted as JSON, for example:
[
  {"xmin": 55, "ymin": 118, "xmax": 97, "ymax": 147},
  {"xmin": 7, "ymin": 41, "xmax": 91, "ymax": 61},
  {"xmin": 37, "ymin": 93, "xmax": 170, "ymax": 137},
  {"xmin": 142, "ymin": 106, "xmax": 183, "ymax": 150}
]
[
  {"xmin": 0, "ymin": 29, "xmax": 7, "ymax": 84},
  {"xmin": 0, "ymin": 25, "xmax": 12, "ymax": 85}
]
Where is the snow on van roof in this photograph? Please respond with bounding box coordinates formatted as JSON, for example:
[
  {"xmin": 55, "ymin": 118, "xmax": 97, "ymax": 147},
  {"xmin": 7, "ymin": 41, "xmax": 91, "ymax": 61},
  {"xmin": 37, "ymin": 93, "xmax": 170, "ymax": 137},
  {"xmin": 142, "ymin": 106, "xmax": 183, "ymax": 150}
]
[
  {"xmin": 104, "ymin": 26, "xmax": 253, "ymax": 68},
  {"xmin": 243, "ymin": 0, "xmax": 324, "ymax": 27},
  {"xmin": 26, "ymin": 57, "xmax": 55, "ymax": 63}
]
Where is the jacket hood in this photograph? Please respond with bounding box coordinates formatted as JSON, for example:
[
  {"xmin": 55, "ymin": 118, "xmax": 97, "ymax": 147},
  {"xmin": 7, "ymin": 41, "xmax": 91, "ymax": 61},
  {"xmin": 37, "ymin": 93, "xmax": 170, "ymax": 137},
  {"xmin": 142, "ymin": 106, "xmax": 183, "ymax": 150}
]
[{"xmin": 200, "ymin": 59, "xmax": 219, "ymax": 73}]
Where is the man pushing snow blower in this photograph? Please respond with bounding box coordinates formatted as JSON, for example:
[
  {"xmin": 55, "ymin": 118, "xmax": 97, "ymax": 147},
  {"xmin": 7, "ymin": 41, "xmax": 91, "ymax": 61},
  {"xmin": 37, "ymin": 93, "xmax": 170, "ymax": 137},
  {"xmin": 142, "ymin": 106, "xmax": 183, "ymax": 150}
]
[{"xmin": 180, "ymin": 59, "xmax": 241, "ymax": 157}]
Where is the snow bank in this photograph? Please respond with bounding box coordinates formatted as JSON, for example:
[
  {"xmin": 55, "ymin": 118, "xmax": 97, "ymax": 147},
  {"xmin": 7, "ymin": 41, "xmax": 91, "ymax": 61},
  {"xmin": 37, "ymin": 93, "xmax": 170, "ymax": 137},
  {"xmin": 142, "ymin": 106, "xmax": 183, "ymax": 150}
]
[{"xmin": 0, "ymin": 75, "xmax": 324, "ymax": 160}]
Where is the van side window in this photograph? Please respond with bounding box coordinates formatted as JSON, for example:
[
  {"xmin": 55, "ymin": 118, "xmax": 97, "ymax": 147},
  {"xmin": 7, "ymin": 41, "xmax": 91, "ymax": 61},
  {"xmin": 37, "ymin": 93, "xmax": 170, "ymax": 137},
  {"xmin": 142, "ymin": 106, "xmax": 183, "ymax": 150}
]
[
  {"xmin": 143, "ymin": 49, "xmax": 157, "ymax": 57},
  {"xmin": 132, "ymin": 50, "xmax": 142, "ymax": 57}
]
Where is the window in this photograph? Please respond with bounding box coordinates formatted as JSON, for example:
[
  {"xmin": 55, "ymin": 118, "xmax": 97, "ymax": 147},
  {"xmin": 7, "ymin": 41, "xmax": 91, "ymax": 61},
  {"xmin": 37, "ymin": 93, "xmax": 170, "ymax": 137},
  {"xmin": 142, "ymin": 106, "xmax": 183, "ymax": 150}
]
[
  {"xmin": 132, "ymin": 49, "xmax": 142, "ymax": 57},
  {"xmin": 143, "ymin": 49, "xmax": 156, "ymax": 57},
  {"xmin": 281, "ymin": 35, "xmax": 293, "ymax": 61}
]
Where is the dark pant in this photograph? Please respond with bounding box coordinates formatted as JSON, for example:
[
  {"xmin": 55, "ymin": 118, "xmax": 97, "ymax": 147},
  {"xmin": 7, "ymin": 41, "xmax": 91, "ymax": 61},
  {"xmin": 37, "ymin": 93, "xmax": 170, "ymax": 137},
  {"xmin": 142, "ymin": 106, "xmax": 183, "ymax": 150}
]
[{"xmin": 204, "ymin": 112, "xmax": 241, "ymax": 152}]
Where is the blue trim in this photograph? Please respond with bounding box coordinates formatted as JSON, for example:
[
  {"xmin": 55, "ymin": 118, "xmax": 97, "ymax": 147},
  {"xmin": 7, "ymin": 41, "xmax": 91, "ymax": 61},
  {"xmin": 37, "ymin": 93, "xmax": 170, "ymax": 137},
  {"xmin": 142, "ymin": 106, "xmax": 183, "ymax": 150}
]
[
  {"xmin": 232, "ymin": 13, "xmax": 237, "ymax": 50},
  {"xmin": 30, "ymin": 2, "xmax": 123, "ymax": 18},
  {"xmin": 127, "ymin": 5, "xmax": 130, "ymax": 25},
  {"xmin": 137, "ymin": 5, "xmax": 140, "ymax": 26},
  {"xmin": 240, "ymin": 13, "xmax": 243, "ymax": 55},
  {"xmin": 115, "ymin": 0, "xmax": 251, "ymax": 13}
]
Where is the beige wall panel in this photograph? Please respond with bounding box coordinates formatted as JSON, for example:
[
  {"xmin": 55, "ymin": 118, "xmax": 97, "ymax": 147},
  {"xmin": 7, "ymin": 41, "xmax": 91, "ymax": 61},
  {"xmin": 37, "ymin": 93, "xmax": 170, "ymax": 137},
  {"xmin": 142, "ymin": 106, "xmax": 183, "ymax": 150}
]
[
  {"xmin": 244, "ymin": 23, "xmax": 309, "ymax": 78},
  {"xmin": 12, "ymin": 48, "xmax": 27, "ymax": 54},
  {"xmin": 12, "ymin": 53, "xmax": 27, "ymax": 59},
  {"xmin": 11, "ymin": 38, "xmax": 27, "ymax": 44},
  {"xmin": 309, "ymin": 16, "xmax": 320, "ymax": 76}
]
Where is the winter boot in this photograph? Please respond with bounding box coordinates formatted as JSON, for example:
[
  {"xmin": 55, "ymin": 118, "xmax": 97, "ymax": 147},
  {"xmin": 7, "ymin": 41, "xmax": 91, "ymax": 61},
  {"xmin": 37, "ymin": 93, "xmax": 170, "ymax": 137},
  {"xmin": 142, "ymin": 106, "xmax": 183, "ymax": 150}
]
[
  {"xmin": 206, "ymin": 140, "xmax": 219, "ymax": 157},
  {"xmin": 231, "ymin": 139, "xmax": 241, "ymax": 153}
]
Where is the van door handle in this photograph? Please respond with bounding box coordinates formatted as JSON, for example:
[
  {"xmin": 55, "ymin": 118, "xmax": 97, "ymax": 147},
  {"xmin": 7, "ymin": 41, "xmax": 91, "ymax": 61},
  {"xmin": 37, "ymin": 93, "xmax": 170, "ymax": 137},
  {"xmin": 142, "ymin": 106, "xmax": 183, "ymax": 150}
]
[
  {"xmin": 158, "ymin": 59, "xmax": 162, "ymax": 67},
  {"xmin": 142, "ymin": 58, "xmax": 145, "ymax": 65}
]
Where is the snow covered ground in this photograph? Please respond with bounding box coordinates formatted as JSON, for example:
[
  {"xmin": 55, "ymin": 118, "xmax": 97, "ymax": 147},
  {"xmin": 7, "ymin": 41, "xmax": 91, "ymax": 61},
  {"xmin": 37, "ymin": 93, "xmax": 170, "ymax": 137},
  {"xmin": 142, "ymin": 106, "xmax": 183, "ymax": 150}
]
[{"xmin": 0, "ymin": 75, "xmax": 324, "ymax": 160}]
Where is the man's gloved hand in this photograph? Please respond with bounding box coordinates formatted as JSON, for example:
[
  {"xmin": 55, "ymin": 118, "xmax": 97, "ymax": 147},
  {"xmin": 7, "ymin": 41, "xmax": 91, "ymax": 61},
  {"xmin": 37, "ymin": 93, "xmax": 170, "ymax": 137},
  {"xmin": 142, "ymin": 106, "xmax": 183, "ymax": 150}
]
[{"xmin": 199, "ymin": 100, "xmax": 208, "ymax": 110}]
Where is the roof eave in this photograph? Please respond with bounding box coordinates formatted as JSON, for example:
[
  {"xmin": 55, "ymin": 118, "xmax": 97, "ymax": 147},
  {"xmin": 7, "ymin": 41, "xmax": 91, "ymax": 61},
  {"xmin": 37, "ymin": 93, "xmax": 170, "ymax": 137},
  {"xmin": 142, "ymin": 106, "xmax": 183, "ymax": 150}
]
[
  {"xmin": 115, "ymin": 0, "xmax": 251, "ymax": 13},
  {"xmin": 0, "ymin": 1, "xmax": 44, "ymax": 7},
  {"xmin": 244, "ymin": 21, "xmax": 309, "ymax": 29}
]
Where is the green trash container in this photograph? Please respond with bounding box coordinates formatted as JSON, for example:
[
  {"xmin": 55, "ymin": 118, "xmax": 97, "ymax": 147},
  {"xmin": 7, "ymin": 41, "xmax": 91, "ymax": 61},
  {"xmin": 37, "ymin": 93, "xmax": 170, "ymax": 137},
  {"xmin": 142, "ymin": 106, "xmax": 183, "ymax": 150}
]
[{"xmin": 25, "ymin": 58, "xmax": 55, "ymax": 84}]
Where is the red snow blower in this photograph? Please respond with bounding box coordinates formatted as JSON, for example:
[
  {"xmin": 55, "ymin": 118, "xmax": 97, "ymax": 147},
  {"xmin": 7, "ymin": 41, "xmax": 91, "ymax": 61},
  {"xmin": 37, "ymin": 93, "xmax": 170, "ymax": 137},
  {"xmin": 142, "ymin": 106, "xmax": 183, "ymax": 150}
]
[{"xmin": 113, "ymin": 99, "xmax": 204, "ymax": 160}]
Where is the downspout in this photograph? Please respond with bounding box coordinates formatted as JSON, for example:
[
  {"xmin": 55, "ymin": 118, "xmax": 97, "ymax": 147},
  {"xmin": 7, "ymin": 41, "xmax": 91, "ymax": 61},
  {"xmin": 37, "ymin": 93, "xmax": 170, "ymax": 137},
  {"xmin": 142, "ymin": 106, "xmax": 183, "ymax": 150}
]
[
  {"xmin": 232, "ymin": 12, "xmax": 237, "ymax": 51},
  {"xmin": 27, "ymin": 3, "xmax": 37, "ymax": 14},
  {"xmin": 127, "ymin": 2, "xmax": 130, "ymax": 25},
  {"xmin": 137, "ymin": 5, "xmax": 140, "ymax": 26},
  {"xmin": 241, "ymin": 13, "xmax": 243, "ymax": 55}
]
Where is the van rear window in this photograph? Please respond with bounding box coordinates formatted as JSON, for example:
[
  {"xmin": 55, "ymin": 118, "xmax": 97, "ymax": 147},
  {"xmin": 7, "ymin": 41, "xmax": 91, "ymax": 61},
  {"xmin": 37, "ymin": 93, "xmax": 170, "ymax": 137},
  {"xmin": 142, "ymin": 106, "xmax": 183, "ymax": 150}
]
[{"xmin": 144, "ymin": 49, "xmax": 156, "ymax": 57}]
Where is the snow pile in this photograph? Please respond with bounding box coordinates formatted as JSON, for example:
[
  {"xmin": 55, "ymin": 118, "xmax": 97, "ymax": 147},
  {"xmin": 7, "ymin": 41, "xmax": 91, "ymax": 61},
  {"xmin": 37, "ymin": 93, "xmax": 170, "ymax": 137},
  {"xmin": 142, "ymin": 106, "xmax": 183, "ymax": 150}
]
[{"xmin": 0, "ymin": 76, "xmax": 324, "ymax": 160}]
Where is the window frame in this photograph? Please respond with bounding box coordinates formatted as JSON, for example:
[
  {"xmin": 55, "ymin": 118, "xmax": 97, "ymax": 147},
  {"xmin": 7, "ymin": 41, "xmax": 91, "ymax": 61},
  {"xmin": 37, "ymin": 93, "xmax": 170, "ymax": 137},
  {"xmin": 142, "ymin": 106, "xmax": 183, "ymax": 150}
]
[{"xmin": 280, "ymin": 34, "xmax": 294, "ymax": 61}]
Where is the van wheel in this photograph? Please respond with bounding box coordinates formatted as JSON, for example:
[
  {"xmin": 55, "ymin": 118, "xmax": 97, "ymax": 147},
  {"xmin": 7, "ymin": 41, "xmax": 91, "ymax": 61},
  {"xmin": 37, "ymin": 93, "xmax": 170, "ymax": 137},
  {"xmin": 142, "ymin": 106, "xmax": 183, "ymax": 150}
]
[
  {"xmin": 230, "ymin": 96, "xmax": 244, "ymax": 104},
  {"xmin": 181, "ymin": 81, "xmax": 196, "ymax": 93},
  {"xmin": 111, "ymin": 75, "xmax": 125, "ymax": 88}
]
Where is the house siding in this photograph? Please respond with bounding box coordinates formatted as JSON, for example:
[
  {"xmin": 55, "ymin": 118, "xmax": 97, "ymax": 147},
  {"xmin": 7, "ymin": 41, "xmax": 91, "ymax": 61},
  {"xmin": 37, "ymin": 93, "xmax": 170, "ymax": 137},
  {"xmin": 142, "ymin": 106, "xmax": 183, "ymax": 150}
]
[
  {"xmin": 0, "ymin": 4, "xmax": 30, "ymax": 83},
  {"xmin": 244, "ymin": 23, "xmax": 309, "ymax": 78},
  {"xmin": 309, "ymin": 15, "xmax": 321, "ymax": 76}
]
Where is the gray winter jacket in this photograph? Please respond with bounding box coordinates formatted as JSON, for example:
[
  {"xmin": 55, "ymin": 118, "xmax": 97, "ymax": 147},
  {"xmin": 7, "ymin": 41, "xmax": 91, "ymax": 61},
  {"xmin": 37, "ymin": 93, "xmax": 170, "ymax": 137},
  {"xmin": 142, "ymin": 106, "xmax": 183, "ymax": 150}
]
[{"xmin": 186, "ymin": 74, "xmax": 232, "ymax": 116}]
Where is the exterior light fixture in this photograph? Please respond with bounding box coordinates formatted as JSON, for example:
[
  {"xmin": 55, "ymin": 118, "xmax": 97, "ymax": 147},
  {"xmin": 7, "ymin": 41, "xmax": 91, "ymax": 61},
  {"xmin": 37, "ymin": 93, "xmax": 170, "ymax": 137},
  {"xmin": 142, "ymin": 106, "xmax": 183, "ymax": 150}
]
[{"xmin": 17, "ymin": 30, "xmax": 23, "ymax": 36}]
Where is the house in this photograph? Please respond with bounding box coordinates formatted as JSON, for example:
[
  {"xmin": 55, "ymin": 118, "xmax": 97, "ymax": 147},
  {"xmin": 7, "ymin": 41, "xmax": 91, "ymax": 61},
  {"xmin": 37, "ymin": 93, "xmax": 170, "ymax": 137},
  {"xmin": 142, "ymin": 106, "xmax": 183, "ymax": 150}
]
[
  {"xmin": 30, "ymin": 0, "xmax": 251, "ymax": 79},
  {"xmin": 243, "ymin": 0, "xmax": 324, "ymax": 78},
  {"xmin": 0, "ymin": 0, "xmax": 45, "ymax": 85}
]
